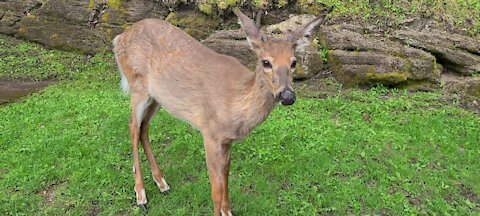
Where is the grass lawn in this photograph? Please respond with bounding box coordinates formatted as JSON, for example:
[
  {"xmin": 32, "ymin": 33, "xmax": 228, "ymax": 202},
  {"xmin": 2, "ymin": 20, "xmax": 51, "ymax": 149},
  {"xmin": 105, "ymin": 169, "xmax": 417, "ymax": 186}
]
[{"xmin": 1, "ymin": 38, "xmax": 479, "ymax": 215}]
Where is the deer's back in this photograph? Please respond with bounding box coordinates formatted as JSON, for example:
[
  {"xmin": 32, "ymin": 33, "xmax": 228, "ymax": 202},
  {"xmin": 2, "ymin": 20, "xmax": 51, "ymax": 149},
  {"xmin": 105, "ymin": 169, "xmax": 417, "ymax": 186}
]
[{"xmin": 114, "ymin": 19, "xmax": 254, "ymax": 134}]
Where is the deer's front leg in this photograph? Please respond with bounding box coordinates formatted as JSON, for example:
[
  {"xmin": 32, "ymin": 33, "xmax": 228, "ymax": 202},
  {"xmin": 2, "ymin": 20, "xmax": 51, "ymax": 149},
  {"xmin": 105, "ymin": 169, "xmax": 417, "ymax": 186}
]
[
  {"xmin": 220, "ymin": 147, "xmax": 232, "ymax": 216},
  {"xmin": 203, "ymin": 136, "xmax": 232, "ymax": 216}
]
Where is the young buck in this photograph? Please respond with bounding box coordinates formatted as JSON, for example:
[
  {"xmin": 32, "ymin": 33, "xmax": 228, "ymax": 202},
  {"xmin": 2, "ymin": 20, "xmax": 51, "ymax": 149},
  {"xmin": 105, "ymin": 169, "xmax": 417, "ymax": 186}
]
[{"xmin": 113, "ymin": 7, "xmax": 330, "ymax": 215}]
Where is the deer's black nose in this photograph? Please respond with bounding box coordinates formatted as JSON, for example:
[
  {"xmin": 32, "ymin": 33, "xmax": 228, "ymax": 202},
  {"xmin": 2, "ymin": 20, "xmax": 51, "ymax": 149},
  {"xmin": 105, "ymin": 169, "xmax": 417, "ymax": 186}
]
[{"xmin": 279, "ymin": 90, "xmax": 296, "ymax": 106}]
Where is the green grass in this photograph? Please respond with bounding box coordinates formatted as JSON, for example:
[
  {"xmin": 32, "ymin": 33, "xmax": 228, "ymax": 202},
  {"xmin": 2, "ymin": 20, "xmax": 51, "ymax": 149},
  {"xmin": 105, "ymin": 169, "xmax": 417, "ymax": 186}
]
[
  {"xmin": 0, "ymin": 34, "xmax": 89, "ymax": 81},
  {"xmin": 1, "ymin": 36, "xmax": 479, "ymax": 215}
]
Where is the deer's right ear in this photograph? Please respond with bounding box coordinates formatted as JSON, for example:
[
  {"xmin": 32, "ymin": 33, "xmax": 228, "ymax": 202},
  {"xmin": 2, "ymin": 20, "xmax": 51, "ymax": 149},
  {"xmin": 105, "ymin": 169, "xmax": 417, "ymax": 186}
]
[
  {"xmin": 289, "ymin": 6, "xmax": 332, "ymax": 53},
  {"xmin": 233, "ymin": 8, "xmax": 262, "ymax": 52}
]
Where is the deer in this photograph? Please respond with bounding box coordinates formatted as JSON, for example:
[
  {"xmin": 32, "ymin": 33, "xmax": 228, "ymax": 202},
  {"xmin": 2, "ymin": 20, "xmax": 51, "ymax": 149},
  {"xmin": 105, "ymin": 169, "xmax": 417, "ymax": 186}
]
[{"xmin": 112, "ymin": 7, "xmax": 331, "ymax": 216}]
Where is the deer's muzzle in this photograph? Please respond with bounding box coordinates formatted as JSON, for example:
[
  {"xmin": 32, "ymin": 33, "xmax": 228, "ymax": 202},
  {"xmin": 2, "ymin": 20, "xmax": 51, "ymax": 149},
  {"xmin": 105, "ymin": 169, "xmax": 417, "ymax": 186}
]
[{"xmin": 279, "ymin": 90, "xmax": 296, "ymax": 106}]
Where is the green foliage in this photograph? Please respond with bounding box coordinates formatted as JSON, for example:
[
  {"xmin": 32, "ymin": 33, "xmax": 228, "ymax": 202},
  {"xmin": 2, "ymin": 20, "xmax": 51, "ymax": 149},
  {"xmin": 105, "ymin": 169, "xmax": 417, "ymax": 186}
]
[
  {"xmin": 1, "ymin": 37, "xmax": 480, "ymax": 215},
  {"xmin": 320, "ymin": 48, "xmax": 328, "ymax": 64},
  {"xmin": 472, "ymin": 71, "xmax": 480, "ymax": 78},
  {"xmin": 107, "ymin": 0, "xmax": 122, "ymax": 10},
  {"xmin": 192, "ymin": 0, "xmax": 479, "ymax": 36},
  {"xmin": 314, "ymin": 0, "xmax": 479, "ymax": 35}
]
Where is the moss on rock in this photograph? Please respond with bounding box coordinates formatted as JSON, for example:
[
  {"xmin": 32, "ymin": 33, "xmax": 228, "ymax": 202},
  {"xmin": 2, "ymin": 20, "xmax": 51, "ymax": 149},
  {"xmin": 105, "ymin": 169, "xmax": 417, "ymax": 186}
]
[
  {"xmin": 166, "ymin": 11, "xmax": 221, "ymax": 40},
  {"xmin": 366, "ymin": 71, "xmax": 409, "ymax": 84},
  {"xmin": 107, "ymin": 0, "xmax": 122, "ymax": 10},
  {"xmin": 466, "ymin": 80, "xmax": 480, "ymax": 98}
]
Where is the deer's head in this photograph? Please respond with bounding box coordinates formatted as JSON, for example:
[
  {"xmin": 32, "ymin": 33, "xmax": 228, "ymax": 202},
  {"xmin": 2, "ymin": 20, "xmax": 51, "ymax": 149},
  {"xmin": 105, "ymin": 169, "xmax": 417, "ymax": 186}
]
[{"xmin": 234, "ymin": 8, "xmax": 331, "ymax": 106}]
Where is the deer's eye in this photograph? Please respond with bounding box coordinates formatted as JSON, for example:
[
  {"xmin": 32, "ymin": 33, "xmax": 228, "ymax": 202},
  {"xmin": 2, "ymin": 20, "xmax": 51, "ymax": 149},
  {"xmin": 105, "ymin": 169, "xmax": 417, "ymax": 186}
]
[
  {"xmin": 262, "ymin": 60, "xmax": 272, "ymax": 69},
  {"xmin": 291, "ymin": 60, "xmax": 297, "ymax": 69}
]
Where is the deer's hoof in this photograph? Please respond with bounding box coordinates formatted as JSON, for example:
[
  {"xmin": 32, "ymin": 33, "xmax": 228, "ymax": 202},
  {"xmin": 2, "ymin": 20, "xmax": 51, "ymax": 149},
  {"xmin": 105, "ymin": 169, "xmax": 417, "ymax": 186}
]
[
  {"xmin": 221, "ymin": 209, "xmax": 233, "ymax": 216},
  {"xmin": 154, "ymin": 177, "xmax": 170, "ymax": 193},
  {"xmin": 138, "ymin": 204, "xmax": 148, "ymax": 212}
]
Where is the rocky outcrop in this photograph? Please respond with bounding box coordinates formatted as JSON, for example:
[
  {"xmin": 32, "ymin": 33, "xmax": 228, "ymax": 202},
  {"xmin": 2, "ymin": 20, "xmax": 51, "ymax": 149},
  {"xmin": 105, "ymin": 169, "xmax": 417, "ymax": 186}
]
[
  {"xmin": 165, "ymin": 10, "xmax": 221, "ymax": 40},
  {"xmin": 0, "ymin": 0, "xmax": 210, "ymax": 54},
  {"xmin": 319, "ymin": 24, "xmax": 441, "ymax": 87},
  {"xmin": 445, "ymin": 78, "xmax": 480, "ymax": 99},
  {"xmin": 0, "ymin": 0, "xmax": 157, "ymax": 54},
  {"xmin": 202, "ymin": 14, "xmax": 480, "ymax": 87},
  {"xmin": 392, "ymin": 30, "xmax": 480, "ymax": 75},
  {"xmin": 0, "ymin": 1, "xmax": 41, "ymax": 35}
]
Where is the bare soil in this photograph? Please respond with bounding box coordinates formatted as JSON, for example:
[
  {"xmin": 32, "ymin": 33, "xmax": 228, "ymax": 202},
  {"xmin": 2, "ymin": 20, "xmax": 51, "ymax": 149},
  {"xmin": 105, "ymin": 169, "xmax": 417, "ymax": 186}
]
[
  {"xmin": 0, "ymin": 79, "xmax": 55, "ymax": 105},
  {"xmin": 37, "ymin": 181, "xmax": 67, "ymax": 207}
]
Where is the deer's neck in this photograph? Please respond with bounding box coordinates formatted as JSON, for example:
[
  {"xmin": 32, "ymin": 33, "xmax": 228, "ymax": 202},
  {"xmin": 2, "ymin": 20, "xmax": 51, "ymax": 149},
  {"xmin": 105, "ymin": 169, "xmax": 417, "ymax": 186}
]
[{"xmin": 234, "ymin": 67, "xmax": 277, "ymax": 140}]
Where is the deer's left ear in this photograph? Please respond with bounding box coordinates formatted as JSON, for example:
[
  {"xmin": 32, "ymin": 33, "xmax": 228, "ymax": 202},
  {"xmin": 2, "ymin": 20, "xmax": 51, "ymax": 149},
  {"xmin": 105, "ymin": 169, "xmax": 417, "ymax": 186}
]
[
  {"xmin": 233, "ymin": 8, "xmax": 264, "ymax": 53},
  {"xmin": 288, "ymin": 7, "xmax": 332, "ymax": 52}
]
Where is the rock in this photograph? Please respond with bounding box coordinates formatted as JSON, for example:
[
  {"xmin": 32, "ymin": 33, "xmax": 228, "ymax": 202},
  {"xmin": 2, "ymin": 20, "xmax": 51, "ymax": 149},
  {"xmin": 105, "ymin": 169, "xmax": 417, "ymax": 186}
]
[
  {"xmin": 165, "ymin": 10, "xmax": 221, "ymax": 41},
  {"xmin": 14, "ymin": 0, "xmax": 108, "ymax": 54},
  {"xmin": 202, "ymin": 14, "xmax": 325, "ymax": 80},
  {"xmin": 202, "ymin": 29, "xmax": 257, "ymax": 70},
  {"xmin": 265, "ymin": 14, "xmax": 316, "ymax": 34},
  {"xmin": 319, "ymin": 24, "xmax": 440, "ymax": 87},
  {"xmin": 0, "ymin": 1, "xmax": 40, "ymax": 35},
  {"xmin": 0, "ymin": 0, "xmax": 177, "ymax": 54},
  {"xmin": 445, "ymin": 78, "xmax": 480, "ymax": 99},
  {"xmin": 18, "ymin": 14, "xmax": 107, "ymax": 54},
  {"xmin": 393, "ymin": 30, "xmax": 480, "ymax": 75}
]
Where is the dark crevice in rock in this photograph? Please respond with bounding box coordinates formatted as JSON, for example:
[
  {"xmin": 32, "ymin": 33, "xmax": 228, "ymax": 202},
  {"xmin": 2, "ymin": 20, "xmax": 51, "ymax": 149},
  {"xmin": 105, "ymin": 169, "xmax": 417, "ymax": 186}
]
[
  {"xmin": 24, "ymin": 2, "xmax": 43, "ymax": 16},
  {"xmin": 430, "ymin": 51, "xmax": 471, "ymax": 75},
  {"xmin": 88, "ymin": 3, "xmax": 107, "ymax": 29},
  {"xmin": 403, "ymin": 43, "xmax": 466, "ymax": 75},
  {"xmin": 342, "ymin": 47, "xmax": 371, "ymax": 52},
  {"xmin": 8, "ymin": 17, "xmax": 21, "ymax": 27},
  {"xmin": 459, "ymin": 48, "xmax": 480, "ymax": 57}
]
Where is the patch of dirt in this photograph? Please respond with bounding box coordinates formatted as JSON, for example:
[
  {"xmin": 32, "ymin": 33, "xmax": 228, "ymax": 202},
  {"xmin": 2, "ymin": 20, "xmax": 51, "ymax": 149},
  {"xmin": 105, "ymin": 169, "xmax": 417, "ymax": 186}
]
[
  {"xmin": 440, "ymin": 71, "xmax": 468, "ymax": 83},
  {"xmin": 442, "ymin": 77, "xmax": 480, "ymax": 114},
  {"xmin": 441, "ymin": 72, "xmax": 460, "ymax": 83},
  {"xmin": 459, "ymin": 183, "xmax": 480, "ymax": 210},
  {"xmin": 163, "ymin": 137, "xmax": 173, "ymax": 147},
  {"xmin": 280, "ymin": 181, "xmax": 292, "ymax": 190},
  {"xmin": 87, "ymin": 201, "xmax": 101, "ymax": 216},
  {"xmin": 240, "ymin": 183, "xmax": 255, "ymax": 194},
  {"xmin": 37, "ymin": 181, "xmax": 67, "ymax": 207},
  {"xmin": 0, "ymin": 168, "xmax": 7, "ymax": 180},
  {"xmin": 295, "ymin": 73, "xmax": 343, "ymax": 99},
  {"xmin": 405, "ymin": 192, "xmax": 423, "ymax": 207},
  {"xmin": 0, "ymin": 79, "xmax": 56, "ymax": 105}
]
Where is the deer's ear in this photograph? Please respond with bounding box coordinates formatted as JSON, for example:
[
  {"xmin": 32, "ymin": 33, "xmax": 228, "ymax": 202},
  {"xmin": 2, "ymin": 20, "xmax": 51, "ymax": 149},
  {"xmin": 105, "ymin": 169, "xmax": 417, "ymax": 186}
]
[
  {"xmin": 288, "ymin": 7, "xmax": 332, "ymax": 52},
  {"xmin": 233, "ymin": 8, "xmax": 263, "ymax": 52}
]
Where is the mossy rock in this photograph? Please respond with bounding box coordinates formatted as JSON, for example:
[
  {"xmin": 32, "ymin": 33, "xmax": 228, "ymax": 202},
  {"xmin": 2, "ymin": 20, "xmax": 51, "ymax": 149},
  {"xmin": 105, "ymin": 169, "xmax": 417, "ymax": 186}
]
[
  {"xmin": 366, "ymin": 71, "xmax": 408, "ymax": 84},
  {"xmin": 321, "ymin": 24, "xmax": 441, "ymax": 88},
  {"xmin": 18, "ymin": 15, "xmax": 108, "ymax": 54},
  {"xmin": 328, "ymin": 49, "xmax": 440, "ymax": 88},
  {"xmin": 166, "ymin": 10, "xmax": 221, "ymax": 40},
  {"xmin": 445, "ymin": 78, "xmax": 480, "ymax": 99},
  {"xmin": 466, "ymin": 80, "xmax": 480, "ymax": 98}
]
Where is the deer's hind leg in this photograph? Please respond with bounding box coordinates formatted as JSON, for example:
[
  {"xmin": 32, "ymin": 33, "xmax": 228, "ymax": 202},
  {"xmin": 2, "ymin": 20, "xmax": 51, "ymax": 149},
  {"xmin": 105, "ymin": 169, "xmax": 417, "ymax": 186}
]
[{"xmin": 140, "ymin": 100, "xmax": 170, "ymax": 193}]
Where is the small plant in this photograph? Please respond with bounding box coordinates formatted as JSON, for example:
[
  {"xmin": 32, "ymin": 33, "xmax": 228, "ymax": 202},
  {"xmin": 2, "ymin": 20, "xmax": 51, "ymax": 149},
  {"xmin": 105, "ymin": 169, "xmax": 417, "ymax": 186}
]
[
  {"xmin": 472, "ymin": 71, "xmax": 480, "ymax": 78},
  {"xmin": 320, "ymin": 48, "xmax": 328, "ymax": 64}
]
